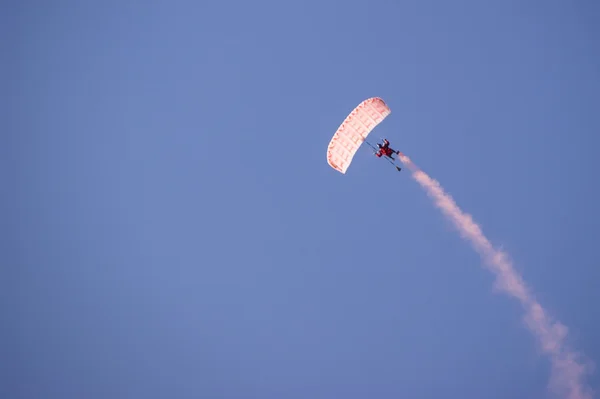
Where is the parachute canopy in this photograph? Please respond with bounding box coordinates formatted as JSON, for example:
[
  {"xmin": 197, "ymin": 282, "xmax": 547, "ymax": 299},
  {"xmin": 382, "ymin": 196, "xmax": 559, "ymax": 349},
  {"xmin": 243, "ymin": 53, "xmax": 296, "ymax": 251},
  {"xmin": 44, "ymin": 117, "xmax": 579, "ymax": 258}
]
[{"xmin": 327, "ymin": 97, "xmax": 391, "ymax": 174}]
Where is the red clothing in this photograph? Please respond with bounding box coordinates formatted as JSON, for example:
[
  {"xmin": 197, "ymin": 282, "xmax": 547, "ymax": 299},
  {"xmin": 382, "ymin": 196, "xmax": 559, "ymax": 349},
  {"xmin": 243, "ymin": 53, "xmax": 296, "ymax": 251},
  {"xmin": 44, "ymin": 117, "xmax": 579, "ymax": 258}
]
[{"xmin": 376, "ymin": 147, "xmax": 394, "ymax": 157}]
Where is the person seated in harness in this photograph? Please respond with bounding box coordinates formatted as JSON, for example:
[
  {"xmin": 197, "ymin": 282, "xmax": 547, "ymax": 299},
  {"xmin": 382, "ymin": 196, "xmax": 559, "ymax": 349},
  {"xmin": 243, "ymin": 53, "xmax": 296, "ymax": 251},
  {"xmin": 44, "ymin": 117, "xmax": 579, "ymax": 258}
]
[{"xmin": 375, "ymin": 139, "xmax": 400, "ymax": 160}]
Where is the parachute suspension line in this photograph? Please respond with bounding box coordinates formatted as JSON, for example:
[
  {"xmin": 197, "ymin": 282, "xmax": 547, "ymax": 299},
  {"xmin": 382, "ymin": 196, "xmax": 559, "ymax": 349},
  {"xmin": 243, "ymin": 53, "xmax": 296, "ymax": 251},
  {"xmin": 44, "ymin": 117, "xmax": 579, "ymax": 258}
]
[{"xmin": 363, "ymin": 140, "xmax": 378, "ymax": 152}]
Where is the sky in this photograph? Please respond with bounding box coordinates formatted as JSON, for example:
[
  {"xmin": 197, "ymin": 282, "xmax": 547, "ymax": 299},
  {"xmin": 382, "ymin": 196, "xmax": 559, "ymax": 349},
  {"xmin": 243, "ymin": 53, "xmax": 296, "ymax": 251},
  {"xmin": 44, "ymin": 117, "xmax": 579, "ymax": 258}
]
[{"xmin": 3, "ymin": 0, "xmax": 600, "ymax": 398}]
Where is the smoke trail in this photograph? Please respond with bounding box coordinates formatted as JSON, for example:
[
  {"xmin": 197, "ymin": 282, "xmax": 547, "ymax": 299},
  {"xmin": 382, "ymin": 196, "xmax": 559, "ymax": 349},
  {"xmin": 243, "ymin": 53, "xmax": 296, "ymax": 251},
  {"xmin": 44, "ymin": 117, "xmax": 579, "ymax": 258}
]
[{"xmin": 398, "ymin": 154, "xmax": 593, "ymax": 399}]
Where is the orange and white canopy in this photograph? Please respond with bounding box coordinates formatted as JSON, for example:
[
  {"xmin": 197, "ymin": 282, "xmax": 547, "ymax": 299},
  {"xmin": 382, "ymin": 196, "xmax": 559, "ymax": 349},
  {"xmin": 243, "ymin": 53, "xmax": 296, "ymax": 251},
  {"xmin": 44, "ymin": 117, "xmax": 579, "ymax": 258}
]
[{"xmin": 326, "ymin": 97, "xmax": 391, "ymax": 174}]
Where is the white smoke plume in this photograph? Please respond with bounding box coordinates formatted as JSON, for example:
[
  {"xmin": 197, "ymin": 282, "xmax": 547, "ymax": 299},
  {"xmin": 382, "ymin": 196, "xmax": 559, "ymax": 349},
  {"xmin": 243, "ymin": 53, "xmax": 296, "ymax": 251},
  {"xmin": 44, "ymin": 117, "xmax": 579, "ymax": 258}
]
[{"xmin": 398, "ymin": 154, "xmax": 593, "ymax": 399}]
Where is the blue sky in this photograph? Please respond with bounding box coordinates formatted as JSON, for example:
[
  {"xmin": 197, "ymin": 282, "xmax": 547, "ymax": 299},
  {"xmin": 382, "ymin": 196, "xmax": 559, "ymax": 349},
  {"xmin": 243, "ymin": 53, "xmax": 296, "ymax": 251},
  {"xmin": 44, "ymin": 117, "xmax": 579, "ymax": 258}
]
[{"xmin": 4, "ymin": 0, "xmax": 600, "ymax": 398}]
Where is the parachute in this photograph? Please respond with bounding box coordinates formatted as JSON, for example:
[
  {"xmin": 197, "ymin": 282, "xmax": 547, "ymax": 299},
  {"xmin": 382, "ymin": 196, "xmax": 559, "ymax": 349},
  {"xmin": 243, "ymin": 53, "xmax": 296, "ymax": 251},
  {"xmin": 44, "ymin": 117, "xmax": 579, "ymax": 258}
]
[{"xmin": 326, "ymin": 97, "xmax": 391, "ymax": 174}]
